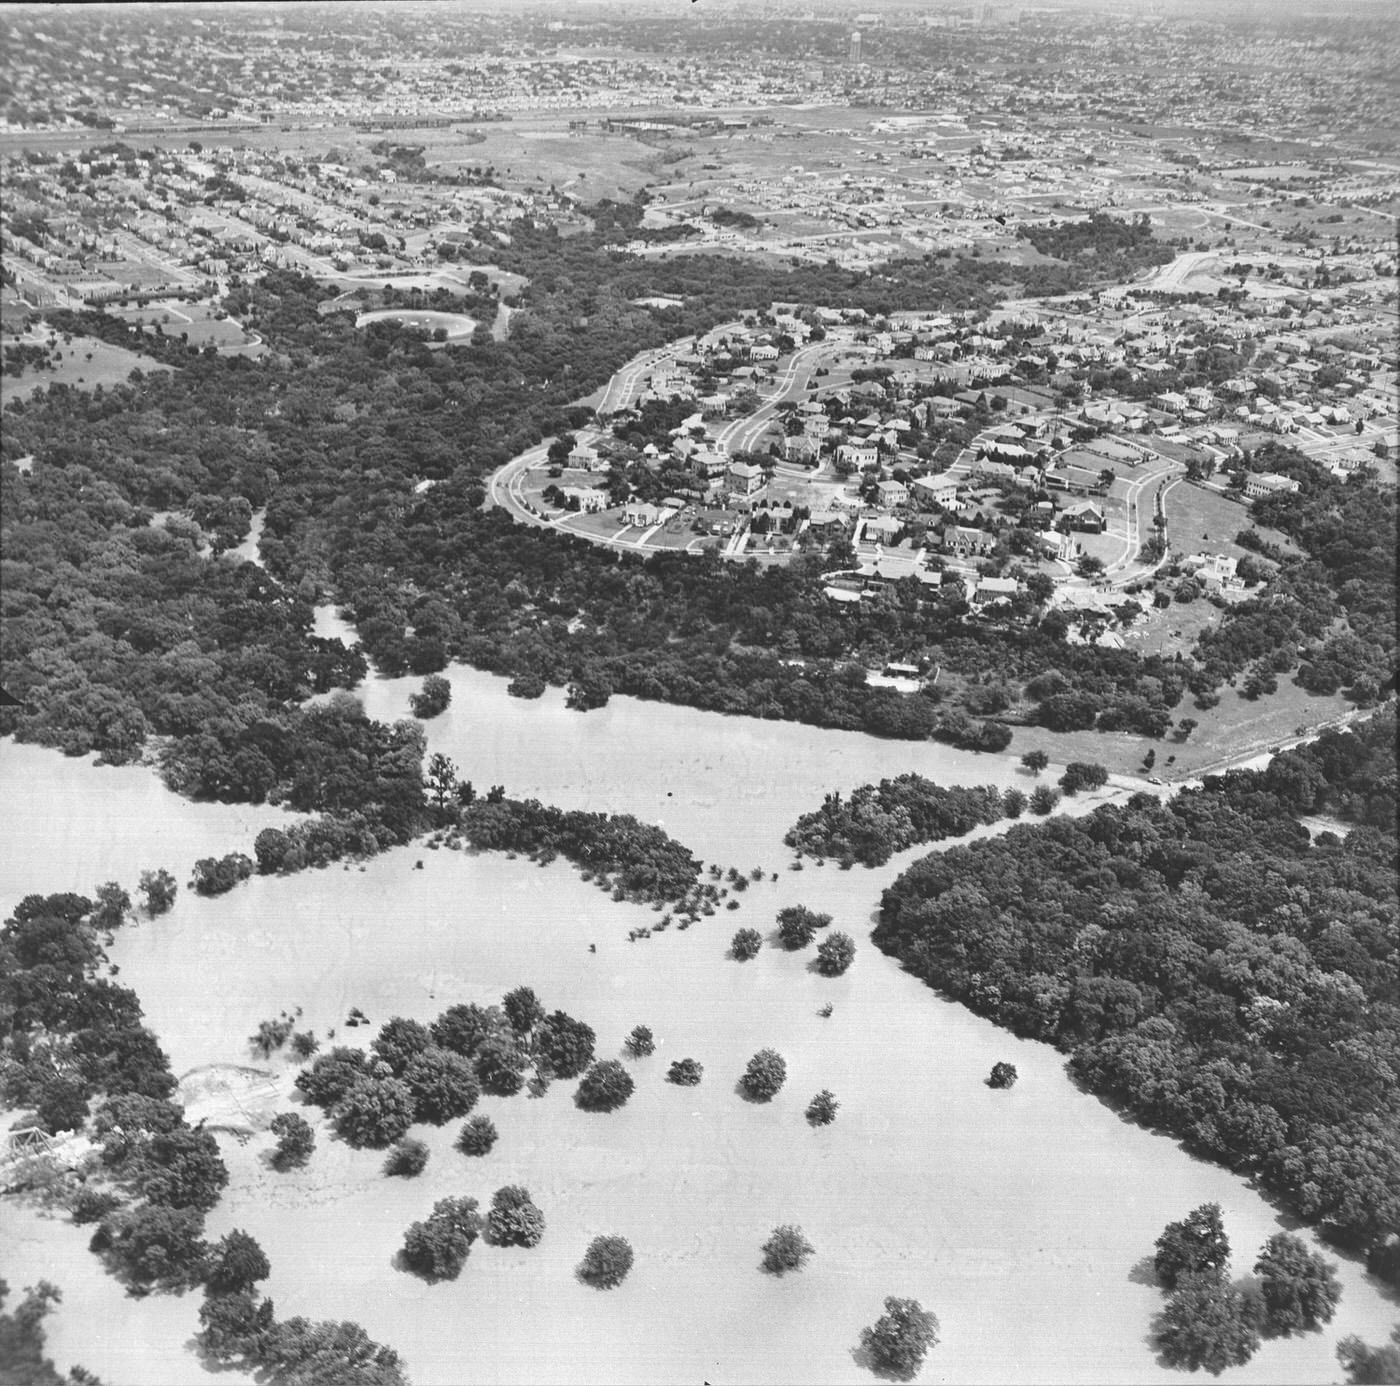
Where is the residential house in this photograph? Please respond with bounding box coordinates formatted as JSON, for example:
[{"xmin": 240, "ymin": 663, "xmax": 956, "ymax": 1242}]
[
  {"xmin": 973, "ymin": 458, "xmax": 1021, "ymax": 488},
  {"xmin": 560, "ymin": 486, "xmax": 608, "ymax": 513},
  {"xmin": 969, "ymin": 576, "xmax": 1020, "ymax": 607},
  {"xmin": 568, "ymin": 440, "xmax": 603, "ymax": 470},
  {"xmin": 943, "ymin": 524, "xmax": 997, "ymax": 558},
  {"xmin": 727, "ymin": 461, "xmax": 767, "ymax": 496},
  {"xmin": 838, "ymin": 442, "xmax": 881, "ymax": 471},
  {"xmin": 876, "ymin": 479, "xmax": 910, "ymax": 509},
  {"xmin": 783, "ymin": 434, "xmax": 818, "ymax": 464},
  {"xmin": 1063, "ymin": 501, "xmax": 1107, "ymax": 533},
  {"xmin": 911, "ymin": 473, "xmax": 960, "ymax": 509},
  {"xmin": 621, "ymin": 500, "xmax": 667, "ymax": 528}
]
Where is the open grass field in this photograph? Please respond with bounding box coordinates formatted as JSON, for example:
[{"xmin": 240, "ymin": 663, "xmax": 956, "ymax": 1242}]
[
  {"xmin": 410, "ymin": 125, "xmax": 667, "ymax": 202},
  {"xmin": 108, "ymin": 301, "xmax": 261, "ymax": 351},
  {"xmin": 1010, "ymin": 672, "xmax": 1354, "ymax": 781},
  {"xmin": 1165, "ymin": 480, "xmax": 1297, "ymax": 562},
  {"xmin": 0, "ymin": 332, "xmax": 172, "ymax": 405}
]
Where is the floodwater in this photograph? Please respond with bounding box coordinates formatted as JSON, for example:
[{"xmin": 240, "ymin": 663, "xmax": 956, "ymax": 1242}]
[{"xmin": 1, "ymin": 643, "xmax": 1394, "ymax": 1385}]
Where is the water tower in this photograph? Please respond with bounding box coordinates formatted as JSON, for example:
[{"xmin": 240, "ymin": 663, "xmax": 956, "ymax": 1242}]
[{"xmin": 849, "ymin": 30, "xmax": 862, "ymax": 63}]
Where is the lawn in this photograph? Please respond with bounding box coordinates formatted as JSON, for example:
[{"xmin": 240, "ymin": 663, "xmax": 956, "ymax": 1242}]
[
  {"xmin": 1007, "ymin": 673, "xmax": 1354, "ymax": 781},
  {"xmin": 0, "ymin": 333, "xmax": 172, "ymax": 405}
]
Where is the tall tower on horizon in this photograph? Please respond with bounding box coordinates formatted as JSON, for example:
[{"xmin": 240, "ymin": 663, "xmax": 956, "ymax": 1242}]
[{"xmin": 849, "ymin": 29, "xmax": 862, "ymax": 63}]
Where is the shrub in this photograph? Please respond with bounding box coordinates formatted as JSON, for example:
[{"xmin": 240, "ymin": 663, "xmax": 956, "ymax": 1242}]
[
  {"xmin": 486, "ymin": 1185, "xmax": 544, "ymax": 1248},
  {"xmin": 71, "ymin": 1186, "xmax": 121, "ymax": 1224},
  {"xmin": 191, "ymin": 852, "xmax": 254, "ymax": 897},
  {"xmin": 624, "ymin": 1025, "xmax": 655, "ymax": 1058},
  {"xmin": 578, "ymin": 1234, "xmax": 634, "ymax": 1289},
  {"xmin": 861, "ymin": 1296, "xmax": 940, "ymax": 1379},
  {"xmin": 1002, "ymin": 787, "xmax": 1027, "ymax": 818},
  {"xmin": 576, "ymin": 1059, "xmax": 635, "ymax": 1112},
  {"xmin": 1029, "ymin": 784, "xmax": 1060, "ymax": 815},
  {"xmin": 401, "ymin": 1196, "xmax": 482, "ymax": 1282},
  {"xmin": 731, "ymin": 927, "xmax": 762, "ymax": 960},
  {"xmin": 740, "ymin": 1049, "xmax": 787, "ymax": 1101},
  {"xmin": 138, "ymin": 868, "xmax": 178, "ymax": 916},
  {"xmin": 806, "ymin": 1090, "xmax": 839, "ymax": 1126},
  {"xmin": 776, "ymin": 905, "xmax": 830, "ymax": 950},
  {"xmin": 384, "ymin": 1138, "xmax": 430, "ymax": 1178},
  {"xmin": 667, "ymin": 1058, "xmax": 703, "ymax": 1086},
  {"xmin": 457, "ymin": 1114, "xmax": 498, "ymax": 1157},
  {"xmin": 332, "ymin": 1075, "xmax": 415, "ymax": 1149},
  {"xmin": 988, "ymin": 1062, "xmax": 1018, "ymax": 1089},
  {"xmin": 815, "ymin": 931, "xmax": 856, "ymax": 976},
  {"xmin": 1154, "ymin": 1203, "xmax": 1230, "ymax": 1291},
  {"xmin": 1059, "ymin": 761, "xmax": 1110, "ymax": 795},
  {"xmin": 403, "ymin": 1047, "xmax": 479, "ymax": 1124},
  {"xmin": 1253, "ymin": 1232, "xmax": 1341, "ymax": 1336},
  {"xmin": 288, "ymin": 1030, "xmax": 319, "ymax": 1061},
  {"xmin": 269, "ymin": 1112, "xmax": 315, "ymax": 1170},
  {"xmin": 761, "ymin": 1224, "xmax": 815, "ymax": 1275},
  {"xmin": 410, "ymin": 674, "xmax": 452, "ymax": 719}
]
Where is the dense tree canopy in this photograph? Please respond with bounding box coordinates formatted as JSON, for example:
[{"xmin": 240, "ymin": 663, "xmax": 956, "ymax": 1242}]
[{"xmin": 876, "ymin": 715, "xmax": 1399, "ymax": 1270}]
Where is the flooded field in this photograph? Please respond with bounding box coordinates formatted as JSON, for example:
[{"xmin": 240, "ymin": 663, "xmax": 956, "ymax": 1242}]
[{"xmin": 1, "ymin": 655, "xmax": 1392, "ymax": 1384}]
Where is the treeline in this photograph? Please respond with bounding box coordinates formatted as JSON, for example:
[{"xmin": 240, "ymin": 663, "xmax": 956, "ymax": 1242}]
[
  {"xmin": 785, "ymin": 777, "xmax": 1007, "ymax": 867},
  {"xmin": 1016, "ymin": 212, "xmax": 1177, "ymax": 281},
  {"xmin": 1191, "ymin": 445, "xmax": 1396, "ymax": 708},
  {"xmin": 874, "ymin": 712, "xmax": 1399, "ymax": 1276},
  {"xmin": 458, "ymin": 796, "xmax": 701, "ymax": 904}
]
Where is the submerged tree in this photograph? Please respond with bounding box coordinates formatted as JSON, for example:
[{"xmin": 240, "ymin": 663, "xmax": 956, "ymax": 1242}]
[
  {"xmin": 384, "ymin": 1138, "xmax": 429, "ymax": 1178},
  {"xmin": 740, "ymin": 1049, "xmax": 787, "ymax": 1101},
  {"xmin": 860, "ymin": 1296, "xmax": 940, "ymax": 1380},
  {"xmin": 1253, "ymin": 1233, "xmax": 1341, "ymax": 1337},
  {"xmin": 761, "ymin": 1225, "xmax": 815, "ymax": 1275},
  {"xmin": 815, "ymin": 931, "xmax": 855, "ymax": 976},
  {"xmin": 1154, "ymin": 1203, "xmax": 1231, "ymax": 1291},
  {"xmin": 667, "ymin": 1058, "xmax": 703, "ymax": 1086},
  {"xmin": 777, "ymin": 905, "xmax": 830, "ymax": 950},
  {"xmin": 456, "ymin": 1114, "xmax": 498, "ymax": 1157},
  {"xmin": 486, "ymin": 1185, "xmax": 544, "ymax": 1248},
  {"xmin": 269, "ymin": 1112, "xmax": 315, "ymax": 1170},
  {"xmin": 1155, "ymin": 1272, "xmax": 1260, "ymax": 1375},
  {"xmin": 577, "ymin": 1234, "xmax": 634, "ymax": 1289},
  {"xmin": 624, "ymin": 1025, "xmax": 655, "ymax": 1058},
  {"xmin": 400, "ymin": 1196, "xmax": 482, "ymax": 1282},
  {"xmin": 988, "ymin": 1062, "xmax": 1018, "ymax": 1089},
  {"xmin": 575, "ymin": 1059, "xmax": 635, "ymax": 1112}
]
